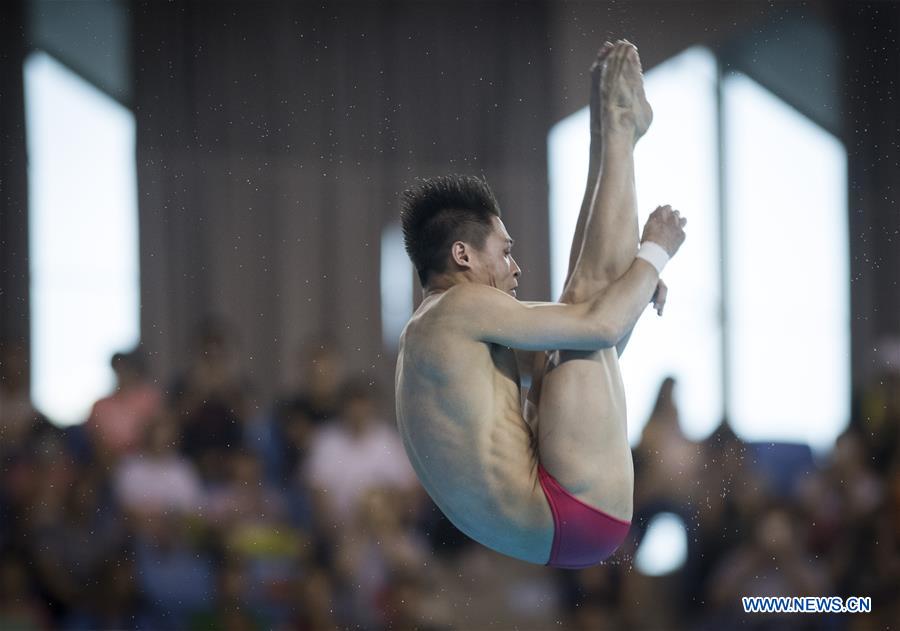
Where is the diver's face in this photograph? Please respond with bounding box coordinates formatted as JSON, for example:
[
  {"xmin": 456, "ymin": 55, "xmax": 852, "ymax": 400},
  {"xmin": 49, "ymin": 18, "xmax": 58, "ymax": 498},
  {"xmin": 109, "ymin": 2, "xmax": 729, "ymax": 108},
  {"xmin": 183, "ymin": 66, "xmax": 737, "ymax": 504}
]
[{"xmin": 476, "ymin": 216, "xmax": 520, "ymax": 297}]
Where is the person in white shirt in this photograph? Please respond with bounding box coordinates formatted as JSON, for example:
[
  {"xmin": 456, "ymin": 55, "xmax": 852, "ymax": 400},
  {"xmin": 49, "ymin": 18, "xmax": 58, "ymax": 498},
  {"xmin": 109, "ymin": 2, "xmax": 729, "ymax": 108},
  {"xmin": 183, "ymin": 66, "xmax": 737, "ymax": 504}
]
[
  {"xmin": 303, "ymin": 382, "xmax": 419, "ymax": 528},
  {"xmin": 114, "ymin": 414, "xmax": 203, "ymax": 519}
]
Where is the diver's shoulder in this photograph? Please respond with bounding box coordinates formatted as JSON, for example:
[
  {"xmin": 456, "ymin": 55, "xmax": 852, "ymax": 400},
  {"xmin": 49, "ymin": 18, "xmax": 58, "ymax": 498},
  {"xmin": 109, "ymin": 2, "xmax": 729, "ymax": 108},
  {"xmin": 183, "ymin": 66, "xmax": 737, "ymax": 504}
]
[
  {"xmin": 430, "ymin": 283, "xmax": 504, "ymax": 312},
  {"xmin": 401, "ymin": 288, "xmax": 463, "ymax": 343}
]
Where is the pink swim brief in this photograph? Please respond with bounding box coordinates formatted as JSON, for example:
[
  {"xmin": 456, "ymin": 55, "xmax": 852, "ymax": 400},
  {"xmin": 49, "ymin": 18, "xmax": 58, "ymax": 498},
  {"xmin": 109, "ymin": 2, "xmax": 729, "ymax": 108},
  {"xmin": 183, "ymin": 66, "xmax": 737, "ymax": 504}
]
[{"xmin": 537, "ymin": 463, "xmax": 631, "ymax": 569}]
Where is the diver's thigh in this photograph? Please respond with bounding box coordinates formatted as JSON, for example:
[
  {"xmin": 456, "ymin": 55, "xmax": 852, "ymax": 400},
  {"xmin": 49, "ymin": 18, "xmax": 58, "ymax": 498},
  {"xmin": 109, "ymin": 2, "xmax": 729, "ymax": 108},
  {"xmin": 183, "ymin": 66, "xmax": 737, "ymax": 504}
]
[{"xmin": 535, "ymin": 347, "xmax": 634, "ymax": 520}]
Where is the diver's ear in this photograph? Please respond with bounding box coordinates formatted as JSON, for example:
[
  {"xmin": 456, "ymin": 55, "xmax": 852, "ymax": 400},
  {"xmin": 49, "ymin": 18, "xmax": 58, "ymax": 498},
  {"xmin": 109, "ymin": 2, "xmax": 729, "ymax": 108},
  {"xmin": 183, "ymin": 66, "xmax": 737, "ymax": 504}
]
[{"xmin": 450, "ymin": 241, "xmax": 474, "ymax": 270}]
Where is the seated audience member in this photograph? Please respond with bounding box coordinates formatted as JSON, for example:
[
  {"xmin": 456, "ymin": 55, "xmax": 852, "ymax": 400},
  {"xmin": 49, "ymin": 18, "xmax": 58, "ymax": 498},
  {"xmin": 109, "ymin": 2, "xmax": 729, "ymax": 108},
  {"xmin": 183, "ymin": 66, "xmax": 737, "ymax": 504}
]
[
  {"xmin": 279, "ymin": 400, "xmax": 316, "ymax": 478},
  {"xmin": 827, "ymin": 429, "xmax": 884, "ymax": 520},
  {"xmin": 557, "ymin": 559, "xmax": 624, "ymax": 627},
  {"xmin": 205, "ymin": 450, "xmax": 290, "ymax": 527},
  {"xmin": 205, "ymin": 450, "xmax": 311, "ymax": 627},
  {"xmin": 0, "ymin": 556, "xmax": 51, "ymax": 629},
  {"xmin": 0, "ymin": 342, "xmax": 58, "ymax": 459},
  {"xmin": 133, "ymin": 513, "xmax": 216, "ymax": 629},
  {"xmin": 29, "ymin": 452, "xmax": 127, "ymax": 624},
  {"xmin": 380, "ymin": 568, "xmax": 443, "ymax": 631},
  {"xmin": 286, "ymin": 563, "xmax": 340, "ymax": 630},
  {"xmin": 170, "ymin": 316, "xmax": 254, "ymax": 483},
  {"xmin": 804, "ymin": 429, "xmax": 886, "ymax": 607},
  {"xmin": 303, "ymin": 381, "xmax": 420, "ymax": 530},
  {"xmin": 633, "ymin": 377, "xmax": 700, "ymax": 508},
  {"xmin": 857, "ymin": 337, "xmax": 900, "ymax": 473},
  {"xmin": 187, "ymin": 562, "xmax": 267, "ymax": 631},
  {"xmin": 869, "ymin": 471, "xmax": 900, "ymax": 625},
  {"xmin": 687, "ymin": 419, "xmax": 753, "ymax": 607},
  {"xmin": 86, "ymin": 349, "xmax": 163, "ymax": 463},
  {"xmin": 15, "ymin": 436, "xmax": 88, "ymax": 616},
  {"xmin": 334, "ymin": 487, "xmax": 434, "ymax": 626},
  {"xmin": 255, "ymin": 398, "xmax": 316, "ymax": 490},
  {"xmin": 69, "ymin": 554, "xmax": 146, "ymax": 630},
  {"xmin": 270, "ymin": 400, "xmax": 317, "ymax": 529},
  {"xmin": 282, "ymin": 339, "xmax": 346, "ymax": 425},
  {"xmin": 706, "ymin": 500, "xmax": 830, "ymax": 626},
  {"xmin": 114, "ymin": 414, "xmax": 204, "ymax": 519}
]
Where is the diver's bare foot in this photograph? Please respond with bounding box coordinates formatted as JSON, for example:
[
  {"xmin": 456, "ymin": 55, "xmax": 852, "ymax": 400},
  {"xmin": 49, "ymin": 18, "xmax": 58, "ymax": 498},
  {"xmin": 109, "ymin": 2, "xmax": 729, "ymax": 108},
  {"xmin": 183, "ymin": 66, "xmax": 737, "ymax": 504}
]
[
  {"xmin": 601, "ymin": 40, "xmax": 653, "ymax": 143},
  {"xmin": 589, "ymin": 42, "xmax": 615, "ymax": 138}
]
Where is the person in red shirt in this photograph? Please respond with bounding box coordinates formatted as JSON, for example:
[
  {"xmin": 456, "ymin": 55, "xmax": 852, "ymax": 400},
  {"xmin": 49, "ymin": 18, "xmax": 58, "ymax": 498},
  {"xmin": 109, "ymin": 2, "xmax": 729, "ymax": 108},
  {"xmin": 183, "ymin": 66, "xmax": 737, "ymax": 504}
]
[{"xmin": 86, "ymin": 349, "xmax": 162, "ymax": 464}]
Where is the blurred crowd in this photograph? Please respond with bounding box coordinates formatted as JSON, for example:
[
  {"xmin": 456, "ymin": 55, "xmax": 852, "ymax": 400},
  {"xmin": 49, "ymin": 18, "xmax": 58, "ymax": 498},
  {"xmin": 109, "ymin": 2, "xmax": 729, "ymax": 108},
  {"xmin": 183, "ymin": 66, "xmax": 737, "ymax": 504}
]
[{"xmin": 1, "ymin": 321, "xmax": 898, "ymax": 630}]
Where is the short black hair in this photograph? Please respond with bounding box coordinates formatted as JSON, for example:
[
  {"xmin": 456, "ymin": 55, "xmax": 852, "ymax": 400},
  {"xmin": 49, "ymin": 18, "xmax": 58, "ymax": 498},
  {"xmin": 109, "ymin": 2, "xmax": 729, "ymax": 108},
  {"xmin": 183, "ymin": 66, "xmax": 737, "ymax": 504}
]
[{"xmin": 400, "ymin": 175, "xmax": 501, "ymax": 286}]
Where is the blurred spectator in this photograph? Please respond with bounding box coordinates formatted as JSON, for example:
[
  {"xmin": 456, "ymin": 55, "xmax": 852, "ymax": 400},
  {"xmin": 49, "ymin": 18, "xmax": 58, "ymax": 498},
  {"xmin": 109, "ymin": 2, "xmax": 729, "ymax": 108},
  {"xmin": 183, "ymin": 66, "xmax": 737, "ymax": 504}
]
[
  {"xmin": 278, "ymin": 400, "xmax": 316, "ymax": 482},
  {"xmin": 113, "ymin": 413, "xmax": 204, "ymax": 521},
  {"xmin": 25, "ymin": 441, "xmax": 128, "ymax": 625},
  {"xmin": 803, "ymin": 429, "xmax": 886, "ymax": 618},
  {"xmin": 0, "ymin": 341, "xmax": 57, "ymax": 459},
  {"xmin": 259, "ymin": 397, "xmax": 316, "ymax": 491},
  {"xmin": 634, "ymin": 377, "xmax": 701, "ymax": 507},
  {"xmin": 705, "ymin": 500, "xmax": 830, "ymax": 628},
  {"xmin": 569, "ymin": 602, "xmax": 621, "ymax": 631},
  {"xmin": 857, "ymin": 337, "xmax": 900, "ymax": 474},
  {"xmin": 380, "ymin": 569, "xmax": 439, "ymax": 631},
  {"xmin": 285, "ymin": 564, "xmax": 339, "ymax": 631},
  {"xmin": 267, "ymin": 401, "xmax": 318, "ymax": 532},
  {"xmin": 85, "ymin": 349, "xmax": 163, "ymax": 464},
  {"xmin": 62, "ymin": 554, "xmax": 148, "ymax": 630},
  {"xmin": 0, "ymin": 450, "xmax": 39, "ymax": 552},
  {"xmin": 303, "ymin": 381, "xmax": 419, "ymax": 531},
  {"xmin": 206, "ymin": 450, "xmax": 311, "ymax": 626},
  {"xmin": 689, "ymin": 419, "xmax": 755, "ymax": 602},
  {"xmin": 133, "ymin": 513, "xmax": 217, "ymax": 629},
  {"xmin": 828, "ymin": 430, "xmax": 884, "ymax": 521},
  {"xmin": 557, "ymin": 561, "xmax": 623, "ymax": 628},
  {"xmin": 335, "ymin": 487, "xmax": 433, "ymax": 626},
  {"xmin": 17, "ymin": 435, "xmax": 79, "ymax": 613},
  {"xmin": 190, "ymin": 561, "xmax": 266, "ymax": 631},
  {"xmin": 171, "ymin": 316, "xmax": 254, "ymax": 483},
  {"xmin": 0, "ymin": 555, "xmax": 51, "ymax": 629},
  {"xmin": 206, "ymin": 451, "xmax": 290, "ymax": 527},
  {"xmin": 868, "ymin": 470, "xmax": 900, "ymax": 626},
  {"xmin": 283, "ymin": 339, "xmax": 346, "ymax": 425}
]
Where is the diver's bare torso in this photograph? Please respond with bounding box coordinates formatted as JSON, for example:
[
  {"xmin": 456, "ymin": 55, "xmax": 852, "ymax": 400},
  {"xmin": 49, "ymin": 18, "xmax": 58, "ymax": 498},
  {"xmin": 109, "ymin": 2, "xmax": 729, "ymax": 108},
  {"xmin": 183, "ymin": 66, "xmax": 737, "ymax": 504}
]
[{"xmin": 395, "ymin": 286, "xmax": 555, "ymax": 563}]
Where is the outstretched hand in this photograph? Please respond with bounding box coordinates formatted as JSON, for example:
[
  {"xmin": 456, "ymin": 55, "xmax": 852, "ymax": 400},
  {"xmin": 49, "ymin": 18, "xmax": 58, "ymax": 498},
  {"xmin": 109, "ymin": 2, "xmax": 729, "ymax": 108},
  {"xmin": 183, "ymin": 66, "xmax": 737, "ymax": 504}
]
[{"xmin": 652, "ymin": 279, "xmax": 667, "ymax": 316}]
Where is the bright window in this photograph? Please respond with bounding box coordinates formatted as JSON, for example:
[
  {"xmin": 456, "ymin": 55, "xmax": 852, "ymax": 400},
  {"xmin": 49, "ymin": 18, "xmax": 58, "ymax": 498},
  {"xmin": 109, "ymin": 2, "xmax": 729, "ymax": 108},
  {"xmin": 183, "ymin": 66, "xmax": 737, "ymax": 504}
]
[
  {"xmin": 634, "ymin": 512, "xmax": 689, "ymax": 576},
  {"xmin": 724, "ymin": 72, "xmax": 849, "ymax": 450},
  {"xmin": 381, "ymin": 222, "xmax": 413, "ymax": 350},
  {"xmin": 24, "ymin": 51, "xmax": 140, "ymax": 425}
]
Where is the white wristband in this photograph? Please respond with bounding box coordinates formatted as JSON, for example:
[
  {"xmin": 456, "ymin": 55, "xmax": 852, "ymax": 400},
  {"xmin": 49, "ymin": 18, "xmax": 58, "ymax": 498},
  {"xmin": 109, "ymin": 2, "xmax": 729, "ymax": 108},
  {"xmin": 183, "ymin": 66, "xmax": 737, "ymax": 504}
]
[{"xmin": 636, "ymin": 241, "xmax": 669, "ymax": 275}]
